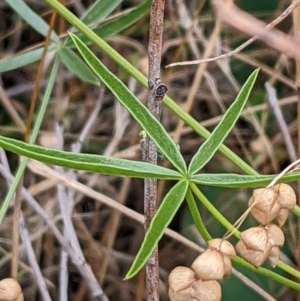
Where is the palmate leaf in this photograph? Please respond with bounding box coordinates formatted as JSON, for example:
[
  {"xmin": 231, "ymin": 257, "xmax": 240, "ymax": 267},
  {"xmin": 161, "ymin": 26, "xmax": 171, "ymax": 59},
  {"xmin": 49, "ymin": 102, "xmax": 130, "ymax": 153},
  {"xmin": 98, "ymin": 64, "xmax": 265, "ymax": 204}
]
[
  {"xmin": 0, "ymin": 136, "xmax": 182, "ymax": 180},
  {"xmin": 69, "ymin": 33, "xmax": 187, "ymax": 174},
  {"xmin": 125, "ymin": 180, "xmax": 189, "ymax": 279},
  {"xmin": 188, "ymin": 69, "xmax": 259, "ymax": 175}
]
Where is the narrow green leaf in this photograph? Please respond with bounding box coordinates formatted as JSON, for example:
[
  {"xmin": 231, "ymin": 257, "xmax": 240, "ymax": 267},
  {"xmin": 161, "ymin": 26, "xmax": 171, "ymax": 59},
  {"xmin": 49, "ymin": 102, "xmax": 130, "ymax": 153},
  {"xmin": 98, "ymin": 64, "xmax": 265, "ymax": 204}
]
[
  {"xmin": 3, "ymin": 0, "xmax": 59, "ymax": 43},
  {"xmin": 125, "ymin": 180, "xmax": 188, "ymax": 279},
  {"xmin": 69, "ymin": 33, "xmax": 187, "ymax": 174},
  {"xmin": 59, "ymin": 48, "xmax": 99, "ymax": 85},
  {"xmin": 81, "ymin": 0, "xmax": 123, "ymax": 25},
  {"xmin": 188, "ymin": 69, "xmax": 259, "ymax": 175},
  {"xmin": 191, "ymin": 173, "xmax": 300, "ymax": 188},
  {"xmin": 0, "ymin": 46, "xmax": 57, "ymax": 73},
  {"xmin": 65, "ymin": 0, "xmax": 151, "ymax": 48},
  {"xmin": 0, "ymin": 135, "xmax": 182, "ymax": 180}
]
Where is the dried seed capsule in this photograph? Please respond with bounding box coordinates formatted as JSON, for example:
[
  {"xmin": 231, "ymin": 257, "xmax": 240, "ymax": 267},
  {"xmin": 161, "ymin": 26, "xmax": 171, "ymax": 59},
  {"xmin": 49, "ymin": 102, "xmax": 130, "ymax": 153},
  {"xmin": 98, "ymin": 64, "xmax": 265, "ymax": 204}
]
[
  {"xmin": 191, "ymin": 250, "xmax": 225, "ymax": 281},
  {"xmin": 207, "ymin": 238, "xmax": 236, "ymax": 258},
  {"xmin": 235, "ymin": 239, "xmax": 271, "ymax": 267},
  {"xmin": 240, "ymin": 227, "xmax": 269, "ymax": 252},
  {"xmin": 222, "ymin": 256, "xmax": 233, "ymax": 277},
  {"xmin": 273, "ymin": 184, "xmax": 296, "ymax": 210},
  {"xmin": 266, "ymin": 224, "xmax": 284, "ymax": 247},
  {"xmin": 169, "ymin": 266, "xmax": 197, "ymax": 301},
  {"xmin": 236, "ymin": 226, "xmax": 273, "ymax": 267},
  {"xmin": 0, "ymin": 278, "xmax": 23, "ymax": 301},
  {"xmin": 268, "ymin": 246, "xmax": 280, "ymax": 267},
  {"xmin": 275, "ymin": 208, "xmax": 289, "ymax": 228},
  {"xmin": 248, "ymin": 188, "xmax": 281, "ymax": 225},
  {"xmin": 191, "ymin": 279, "xmax": 222, "ymax": 301}
]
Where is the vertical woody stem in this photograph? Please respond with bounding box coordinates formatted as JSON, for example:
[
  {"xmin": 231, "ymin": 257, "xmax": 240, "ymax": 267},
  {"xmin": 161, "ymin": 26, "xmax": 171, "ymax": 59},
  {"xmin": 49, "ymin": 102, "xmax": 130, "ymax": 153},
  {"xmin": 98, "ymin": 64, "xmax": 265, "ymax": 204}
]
[{"xmin": 142, "ymin": 0, "xmax": 167, "ymax": 300}]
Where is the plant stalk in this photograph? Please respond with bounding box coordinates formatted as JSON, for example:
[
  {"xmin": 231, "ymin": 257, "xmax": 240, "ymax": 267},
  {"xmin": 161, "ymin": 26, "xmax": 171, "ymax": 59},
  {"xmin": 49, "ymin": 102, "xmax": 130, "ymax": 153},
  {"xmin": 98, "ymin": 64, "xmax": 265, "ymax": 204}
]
[{"xmin": 142, "ymin": 0, "xmax": 167, "ymax": 300}]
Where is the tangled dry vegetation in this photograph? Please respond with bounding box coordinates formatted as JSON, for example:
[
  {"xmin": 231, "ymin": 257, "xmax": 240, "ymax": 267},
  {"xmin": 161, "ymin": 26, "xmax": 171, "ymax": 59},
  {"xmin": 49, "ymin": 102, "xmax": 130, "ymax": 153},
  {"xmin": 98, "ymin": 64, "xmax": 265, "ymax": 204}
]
[{"xmin": 1, "ymin": 0, "xmax": 300, "ymax": 300}]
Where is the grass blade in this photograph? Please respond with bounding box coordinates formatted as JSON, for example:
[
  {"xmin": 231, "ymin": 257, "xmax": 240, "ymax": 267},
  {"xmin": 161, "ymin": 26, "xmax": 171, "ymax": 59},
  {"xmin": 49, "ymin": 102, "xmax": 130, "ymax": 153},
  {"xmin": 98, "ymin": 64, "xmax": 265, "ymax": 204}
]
[
  {"xmin": 0, "ymin": 47, "xmax": 57, "ymax": 72},
  {"xmin": 3, "ymin": 0, "xmax": 59, "ymax": 43}
]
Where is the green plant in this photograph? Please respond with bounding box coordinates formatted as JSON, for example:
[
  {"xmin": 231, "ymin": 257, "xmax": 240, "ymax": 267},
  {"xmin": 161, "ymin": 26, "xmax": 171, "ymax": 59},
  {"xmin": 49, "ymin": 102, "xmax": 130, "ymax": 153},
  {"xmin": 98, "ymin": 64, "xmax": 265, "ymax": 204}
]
[{"xmin": 1, "ymin": 0, "xmax": 300, "ymax": 299}]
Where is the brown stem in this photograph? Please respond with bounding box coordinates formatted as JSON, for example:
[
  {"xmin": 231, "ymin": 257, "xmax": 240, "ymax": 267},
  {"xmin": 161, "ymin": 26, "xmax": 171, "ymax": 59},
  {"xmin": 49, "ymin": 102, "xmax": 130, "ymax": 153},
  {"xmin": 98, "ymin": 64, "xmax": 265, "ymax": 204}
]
[{"xmin": 141, "ymin": 1, "xmax": 167, "ymax": 300}]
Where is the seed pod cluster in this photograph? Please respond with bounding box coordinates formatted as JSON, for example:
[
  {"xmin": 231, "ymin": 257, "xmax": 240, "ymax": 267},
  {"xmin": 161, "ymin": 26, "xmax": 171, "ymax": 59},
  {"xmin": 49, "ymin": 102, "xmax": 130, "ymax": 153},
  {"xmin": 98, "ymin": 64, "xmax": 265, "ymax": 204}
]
[
  {"xmin": 0, "ymin": 278, "xmax": 23, "ymax": 301},
  {"xmin": 248, "ymin": 184, "xmax": 296, "ymax": 227},
  {"xmin": 168, "ymin": 239, "xmax": 235, "ymax": 301},
  {"xmin": 168, "ymin": 184, "xmax": 296, "ymax": 300},
  {"xmin": 236, "ymin": 183, "xmax": 296, "ymax": 267}
]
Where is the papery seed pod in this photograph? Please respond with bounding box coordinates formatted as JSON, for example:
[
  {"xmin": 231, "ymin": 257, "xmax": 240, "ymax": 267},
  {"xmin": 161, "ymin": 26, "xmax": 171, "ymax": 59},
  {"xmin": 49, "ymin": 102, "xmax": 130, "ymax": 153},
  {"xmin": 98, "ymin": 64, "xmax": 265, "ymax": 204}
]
[
  {"xmin": 248, "ymin": 188, "xmax": 281, "ymax": 225},
  {"xmin": 0, "ymin": 278, "xmax": 23, "ymax": 301},
  {"xmin": 223, "ymin": 256, "xmax": 233, "ymax": 277},
  {"xmin": 191, "ymin": 250, "xmax": 224, "ymax": 281},
  {"xmin": 190, "ymin": 279, "xmax": 222, "ymax": 301},
  {"xmin": 268, "ymin": 246, "xmax": 280, "ymax": 268},
  {"xmin": 169, "ymin": 266, "xmax": 197, "ymax": 301},
  {"xmin": 266, "ymin": 224, "xmax": 285, "ymax": 247},
  {"xmin": 275, "ymin": 208, "xmax": 289, "ymax": 228},
  {"xmin": 208, "ymin": 238, "xmax": 236, "ymax": 258},
  {"xmin": 240, "ymin": 227, "xmax": 269, "ymax": 252},
  {"xmin": 169, "ymin": 287, "xmax": 192, "ymax": 301},
  {"xmin": 235, "ymin": 239, "xmax": 271, "ymax": 267},
  {"xmin": 15, "ymin": 295, "xmax": 23, "ymax": 301},
  {"xmin": 273, "ymin": 184, "xmax": 296, "ymax": 210}
]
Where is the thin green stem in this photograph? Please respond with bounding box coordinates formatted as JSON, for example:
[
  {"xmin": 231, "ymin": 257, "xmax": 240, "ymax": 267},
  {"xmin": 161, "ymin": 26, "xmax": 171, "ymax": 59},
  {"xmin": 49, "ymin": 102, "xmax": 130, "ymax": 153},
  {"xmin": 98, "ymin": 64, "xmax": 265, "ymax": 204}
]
[
  {"xmin": 277, "ymin": 260, "xmax": 300, "ymax": 280},
  {"xmin": 0, "ymin": 55, "xmax": 60, "ymax": 223},
  {"xmin": 232, "ymin": 256, "xmax": 300, "ymax": 291},
  {"xmin": 186, "ymin": 188, "xmax": 212, "ymax": 241},
  {"xmin": 189, "ymin": 182, "xmax": 240, "ymax": 238}
]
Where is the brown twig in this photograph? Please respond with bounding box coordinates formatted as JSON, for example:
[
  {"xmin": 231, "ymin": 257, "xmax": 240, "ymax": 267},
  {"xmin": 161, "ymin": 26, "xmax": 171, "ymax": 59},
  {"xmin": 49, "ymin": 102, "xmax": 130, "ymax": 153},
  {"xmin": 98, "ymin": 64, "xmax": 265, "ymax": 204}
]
[{"xmin": 141, "ymin": 0, "xmax": 167, "ymax": 300}]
